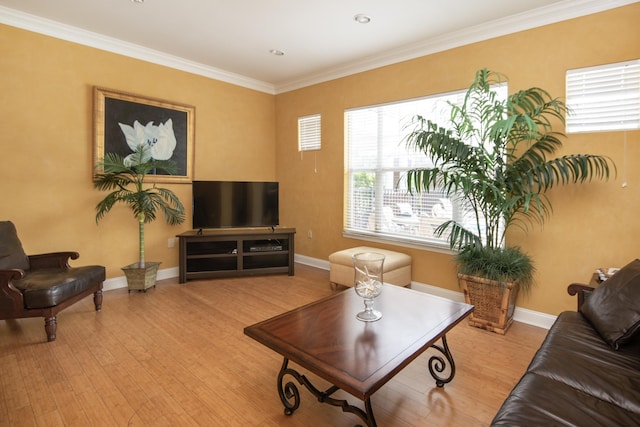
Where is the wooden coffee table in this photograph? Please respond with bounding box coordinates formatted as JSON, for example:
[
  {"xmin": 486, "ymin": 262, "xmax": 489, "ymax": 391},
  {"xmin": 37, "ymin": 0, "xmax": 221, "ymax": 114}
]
[{"xmin": 244, "ymin": 284, "xmax": 473, "ymax": 426}]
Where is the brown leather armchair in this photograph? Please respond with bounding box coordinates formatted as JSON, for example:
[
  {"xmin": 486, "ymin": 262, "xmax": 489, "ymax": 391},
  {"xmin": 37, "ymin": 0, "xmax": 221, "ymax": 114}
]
[{"xmin": 0, "ymin": 221, "xmax": 105, "ymax": 342}]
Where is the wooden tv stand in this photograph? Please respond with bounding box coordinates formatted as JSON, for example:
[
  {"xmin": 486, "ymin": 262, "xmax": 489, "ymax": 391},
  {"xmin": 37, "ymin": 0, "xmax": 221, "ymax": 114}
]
[{"xmin": 177, "ymin": 227, "xmax": 295, "ymax": 283}]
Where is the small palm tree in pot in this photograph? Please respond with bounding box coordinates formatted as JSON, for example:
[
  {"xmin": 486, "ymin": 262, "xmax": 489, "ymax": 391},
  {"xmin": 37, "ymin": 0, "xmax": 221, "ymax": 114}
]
[
  {"xmin": 403, "ymin": 68, "xmax": 614, "ymax": 333},
  {"xmin": 94, "ymin": 145, "xmax": 185, "ymax": 292}
]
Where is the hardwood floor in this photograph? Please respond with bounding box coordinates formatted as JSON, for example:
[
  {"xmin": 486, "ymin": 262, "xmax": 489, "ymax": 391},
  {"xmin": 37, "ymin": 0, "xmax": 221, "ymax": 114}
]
[{"xmin": 0, "ymin": 264, "xmax": 547, "ymax": 426}]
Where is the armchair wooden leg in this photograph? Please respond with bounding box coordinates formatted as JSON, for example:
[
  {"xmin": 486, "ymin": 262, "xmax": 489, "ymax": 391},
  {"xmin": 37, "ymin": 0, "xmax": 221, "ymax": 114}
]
[
  {"xmin": 94, "ymin": 289, "xmax": 103, "ymax": 312},
  {"xmin": 45, "ymin": 316, "xmax": 57, "ymax": 342}
]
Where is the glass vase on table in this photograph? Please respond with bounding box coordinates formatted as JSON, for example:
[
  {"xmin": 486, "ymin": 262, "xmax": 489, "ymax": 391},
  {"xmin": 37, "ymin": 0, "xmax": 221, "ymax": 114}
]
[{"xmin": 353, "ymin": 252, "xmax": 385, "ymax": 322}]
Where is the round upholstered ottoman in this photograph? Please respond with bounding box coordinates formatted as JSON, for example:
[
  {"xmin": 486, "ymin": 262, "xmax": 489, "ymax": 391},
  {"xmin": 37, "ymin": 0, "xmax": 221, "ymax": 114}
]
[{"xmin": 328, "ymin": 246, "xmax": 412, "ymax": 288}]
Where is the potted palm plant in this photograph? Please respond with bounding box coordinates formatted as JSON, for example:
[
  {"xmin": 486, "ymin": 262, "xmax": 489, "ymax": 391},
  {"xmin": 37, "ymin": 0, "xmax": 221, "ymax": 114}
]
[
  {"xmin": 94, "ymin": 144, "xmax": 185, "ymax": 292},
  {"xmin": 403, "ymin": 68, "xmax": 614, "ymax": 333}
]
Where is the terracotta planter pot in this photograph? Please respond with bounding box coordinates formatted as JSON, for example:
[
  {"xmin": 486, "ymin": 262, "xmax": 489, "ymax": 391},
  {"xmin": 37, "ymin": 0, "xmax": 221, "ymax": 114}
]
[{"xmin": 458, "ymin": 273, "xmax": 519, "ymax": 335}]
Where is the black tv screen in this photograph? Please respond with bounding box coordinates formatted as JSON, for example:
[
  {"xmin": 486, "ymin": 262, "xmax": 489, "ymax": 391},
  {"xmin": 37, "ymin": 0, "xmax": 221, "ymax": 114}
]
[{"xmin": 192, "ymin": 181, "xmax": 279, "ymax": 229}]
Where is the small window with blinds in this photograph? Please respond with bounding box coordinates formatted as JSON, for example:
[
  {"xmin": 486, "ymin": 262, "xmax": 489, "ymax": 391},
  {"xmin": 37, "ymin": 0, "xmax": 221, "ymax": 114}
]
[
  {"xmin": 298, "ymin": 114, "xmax": 321, "ymax": 151},
  {"xmin": 566, "ymin": 59, "xmax": 640, "ymax": 133}
]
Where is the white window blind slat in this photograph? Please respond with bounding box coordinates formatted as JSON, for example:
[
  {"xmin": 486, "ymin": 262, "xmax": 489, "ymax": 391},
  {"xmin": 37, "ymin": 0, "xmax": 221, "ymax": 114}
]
[
  {"xmin": 298, "ymin": 114, "xmax": 321, "ymax": 151},
  {"xmin": 566, "ymin": 59, "xmax": 640, "ymax": 133}
]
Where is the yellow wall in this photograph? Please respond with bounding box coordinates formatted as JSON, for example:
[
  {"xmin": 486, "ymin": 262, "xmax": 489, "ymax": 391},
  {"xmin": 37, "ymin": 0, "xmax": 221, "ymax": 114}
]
[
  {"xmin": 275, "ymin": 4, "xmax": 640, "ymax": 315},
  {"xmin": 1, "ymin": 4, "xmax": 638, "ymax": 316},
  {"xmin": 0, "ymin": 24, "xmax": 276, "ymax": 278}
]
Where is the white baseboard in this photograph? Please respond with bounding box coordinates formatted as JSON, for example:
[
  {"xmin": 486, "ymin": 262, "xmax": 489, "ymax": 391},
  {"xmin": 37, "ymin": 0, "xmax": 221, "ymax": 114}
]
[
  {"xmin": 295, "ymin": 253, "xmax": 330, "ymax": 270},
  {"xmin": 295, "ymin": 253, "xmax": 555, "ymax": 330},
  {"xmin": 104, "ymin": 254, "xmax": 556, "ymax": 330},
  {"xmin": 512, "ymin": 306, "xmax": 557, "ymax": 329}
]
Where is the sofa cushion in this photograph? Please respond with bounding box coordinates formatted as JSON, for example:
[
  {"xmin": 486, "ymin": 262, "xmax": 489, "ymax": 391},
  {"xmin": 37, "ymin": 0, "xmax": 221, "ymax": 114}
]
[
  {"xmin": 581, "ymin": 259, "xmax": 640, "ymax": 349},
  {"xmin": 13, "ymin": 266, "xmax": 106, "ymax": 309},
  {"xmin": 0, "ymin": 221, "xmax": 30, "ymax": 271},
  {"xmin": 491, "ymin": 311, "xmax": 640, "ymax": 426},
  {"xmin": 528, "ymin": 312, "xmax": 640, "ymax": 414},
  {"xmin": 491, "ymin": 372, "xmax": 640, "ymax": 426}
]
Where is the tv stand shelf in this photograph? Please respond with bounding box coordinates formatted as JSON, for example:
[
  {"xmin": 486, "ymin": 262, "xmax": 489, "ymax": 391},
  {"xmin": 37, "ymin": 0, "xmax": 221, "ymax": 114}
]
[{"xmin": 177, "ymin": 227, "xmax": 295, "ymax": 283}]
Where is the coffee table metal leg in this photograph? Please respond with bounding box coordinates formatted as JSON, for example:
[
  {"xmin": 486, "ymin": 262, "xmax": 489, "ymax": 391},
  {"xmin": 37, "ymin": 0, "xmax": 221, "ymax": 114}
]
[
  {"xmin": 361, "ymin": 398, "xmax": 377, "ymax": 427},
  {"xmin": 278, "ymin": 358, "xmax": 301, "ymax": 415},
  {"xmin": 428, "ymin": 334, "xmax": 456, "ymax": 387},
  {"xmin": 277, "ymin": 358, "xmax": 378, "ymax": 427}
]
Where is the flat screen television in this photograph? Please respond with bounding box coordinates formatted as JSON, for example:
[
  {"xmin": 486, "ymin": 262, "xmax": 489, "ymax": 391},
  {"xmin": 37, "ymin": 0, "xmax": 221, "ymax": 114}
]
[{"xmin": 192, "ymin": 180, "xmax": 279, "ymax": 229}]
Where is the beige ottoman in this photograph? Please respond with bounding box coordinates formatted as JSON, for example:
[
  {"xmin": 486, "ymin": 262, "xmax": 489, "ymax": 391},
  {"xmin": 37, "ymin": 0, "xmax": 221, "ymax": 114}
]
[{"xmin": 329, "ymin": 246, "xmax": 412, "ymax": 288}]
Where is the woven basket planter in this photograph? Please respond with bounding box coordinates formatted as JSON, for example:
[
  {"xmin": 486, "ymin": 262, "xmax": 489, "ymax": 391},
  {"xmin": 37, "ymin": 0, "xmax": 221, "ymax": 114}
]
[
  {"xmin": 122, "ymin": 262, "xmax": 161, "ymax": 293},
  {"xmin": 458, "ymin": 273, "xmax": 519, "ymax": 335}
]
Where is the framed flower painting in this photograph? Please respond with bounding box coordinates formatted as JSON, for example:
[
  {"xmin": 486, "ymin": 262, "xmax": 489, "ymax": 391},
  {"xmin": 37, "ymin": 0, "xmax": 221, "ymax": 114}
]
[{"xmin": 93, "ymin": 87, "xmax": 195, "ymax": 183}]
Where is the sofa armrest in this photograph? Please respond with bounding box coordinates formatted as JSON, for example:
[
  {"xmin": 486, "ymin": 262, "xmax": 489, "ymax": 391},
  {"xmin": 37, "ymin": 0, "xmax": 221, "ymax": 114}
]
[
  {"xmin": 567, "ymin": 283, "xmax": 595, "ymax": 311},
  {"xmin": 0, "ymin": 269, "xmax": 27, "ymax": 316},
  {"xmin": 28, "ymin": 252, "xmax": 79, "ymax": 270}
]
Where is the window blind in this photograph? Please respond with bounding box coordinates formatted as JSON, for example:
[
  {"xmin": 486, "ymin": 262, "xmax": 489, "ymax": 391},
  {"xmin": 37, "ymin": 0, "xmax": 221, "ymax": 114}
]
[
  {"xmin": 298, "ymin": 114, "xmax": 321, "ymax": 151},
  {"xmin": 566, "ymin": 59, "xmax": 640, "ymax": 133}
]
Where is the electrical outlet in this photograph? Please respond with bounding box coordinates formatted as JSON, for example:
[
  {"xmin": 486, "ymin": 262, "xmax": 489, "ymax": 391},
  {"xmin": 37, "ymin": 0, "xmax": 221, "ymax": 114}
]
[
  {"xmin": 307, "ymin": 230, "xmax": 313, "ymax": 238},
  {"xmin": 167, "ymin": 238, "xmax": 175, "ymax": 248}
]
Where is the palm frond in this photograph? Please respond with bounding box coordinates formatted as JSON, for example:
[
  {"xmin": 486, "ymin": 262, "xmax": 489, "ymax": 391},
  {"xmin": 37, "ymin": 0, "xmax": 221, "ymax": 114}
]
[
  {"xmin": 402, "ymin": 68, "xmax": 616, "ymax": 288},
  {"xmin": 94, "ymin": 145, "xmax": 185, "ymax": 264}
]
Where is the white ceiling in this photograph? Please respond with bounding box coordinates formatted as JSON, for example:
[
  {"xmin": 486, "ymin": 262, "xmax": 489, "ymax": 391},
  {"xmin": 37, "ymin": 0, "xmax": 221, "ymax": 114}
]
[{"xmin": 0, "ymin": 0, "xmax": 636, "ymax": 93}]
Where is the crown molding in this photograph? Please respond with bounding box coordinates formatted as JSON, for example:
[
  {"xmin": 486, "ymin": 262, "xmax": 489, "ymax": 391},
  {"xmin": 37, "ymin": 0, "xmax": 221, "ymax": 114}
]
[
  {"xmin": 0, "ymin": 5, "xmax": 277, "ymax": 94},
  {"xmin": 274, "ymin": 0, "xmax": 639, "ymax": 93},
  {"xmin": 1, "ymin": 0, "xmax": 637, "ymax": 95}
]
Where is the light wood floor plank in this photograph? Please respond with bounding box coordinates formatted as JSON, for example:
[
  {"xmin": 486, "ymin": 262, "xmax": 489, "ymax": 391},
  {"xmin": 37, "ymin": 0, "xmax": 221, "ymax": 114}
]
[{"xmin": 0, "ymin": 264, "xmax": 547, "ymax": 426}]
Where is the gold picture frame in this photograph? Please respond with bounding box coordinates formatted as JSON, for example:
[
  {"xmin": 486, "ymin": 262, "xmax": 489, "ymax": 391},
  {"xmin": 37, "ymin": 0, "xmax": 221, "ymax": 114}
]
[{"xmin": 93, "ymin": 87, "xmax": 195, "ymax": 183}]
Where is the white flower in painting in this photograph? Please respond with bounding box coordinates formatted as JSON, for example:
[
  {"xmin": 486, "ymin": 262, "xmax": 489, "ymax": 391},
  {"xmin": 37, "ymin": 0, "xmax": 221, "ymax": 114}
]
[
  {"xmin": 152, "ymin": 119, "xmax": 177, "ymax": 160},
  {"xmin": 118, "ymin": 119, "xmax": 177, "ymax": 164},
  {"xmin": 119, "ymin": 120, "xmax": 155, "ymax": 151}
]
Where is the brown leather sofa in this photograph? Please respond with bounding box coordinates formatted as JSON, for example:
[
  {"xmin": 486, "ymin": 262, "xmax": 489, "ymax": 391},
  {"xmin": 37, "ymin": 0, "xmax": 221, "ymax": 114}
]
[
  {"xmin": 0, "ymin": 221, "xmax": 105, "ymax": 342},
  {"xmin": 491, "ymin": 260, "xmax": 640, "ymax": 426}
]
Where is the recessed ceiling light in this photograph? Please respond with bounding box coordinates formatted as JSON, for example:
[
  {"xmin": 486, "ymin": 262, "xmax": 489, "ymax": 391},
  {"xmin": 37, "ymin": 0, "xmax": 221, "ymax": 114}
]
[
  {"xmin": 269, "ymin": 49, "xmax": 285, "ymax": 56},
  {"xmin": 131, "ymin": 0, "xmax": 144, "ymax": 3},
  {"xmin": 354, "ymin": 14, "xmax": 371, "ymax": 24}
]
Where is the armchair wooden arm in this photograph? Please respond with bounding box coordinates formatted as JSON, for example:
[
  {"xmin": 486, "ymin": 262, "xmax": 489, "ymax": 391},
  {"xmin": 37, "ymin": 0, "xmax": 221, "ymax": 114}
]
[
  {"xmin": 0, "ymin": 269, "xmax": 27, "ymax": 314},
  {"xmin": 567, "ymin": 283, "xmax": 595, "ymax": 311},
  {"xmin": 28, "ymin": 252, "xmax": 79, "ymax": 269}
]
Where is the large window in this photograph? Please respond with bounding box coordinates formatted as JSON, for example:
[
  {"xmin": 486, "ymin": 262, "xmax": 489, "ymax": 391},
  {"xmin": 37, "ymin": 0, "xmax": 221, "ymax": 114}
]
[{"xmin": 344, "ymin": 86, "xmax": 507, "ymax": 250}]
